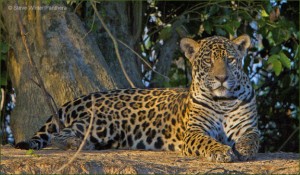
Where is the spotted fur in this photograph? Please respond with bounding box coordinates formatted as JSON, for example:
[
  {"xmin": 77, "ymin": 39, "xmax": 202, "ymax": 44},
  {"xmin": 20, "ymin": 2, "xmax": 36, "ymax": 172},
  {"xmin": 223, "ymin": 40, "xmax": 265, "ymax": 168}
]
[{"xmin": 15, "ymin": 35, "xmax": 259, "ymax": 162}]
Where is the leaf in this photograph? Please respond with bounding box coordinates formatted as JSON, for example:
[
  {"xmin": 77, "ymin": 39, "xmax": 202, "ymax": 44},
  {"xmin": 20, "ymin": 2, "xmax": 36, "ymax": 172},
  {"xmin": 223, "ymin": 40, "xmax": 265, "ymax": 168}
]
[
  {"xmin": 26, "ymin": 149, "xmax": 35, "ymax": 155},
  {"xmin": 230, "ymin": 20, "xmax": 241, "ymax": 29},
  {"xmin": 215, "ymin": 28, "xmax": 226, "ymax": 36},
  {"xmin": 239, "ymin": 11, "xmax": 253, "ymax": 21},
  {"xmin": 203, "ymin": 20, "xmax": 212, "ymax": 34},
  {"xmin": 25, "ymin": 149, "xmax": 39, "ymax": 157},
  {"xmin": 1, "ymin": 53, "xmax": 6, "ymax": 61},
  {"xmin": 0, "ymin": 42, "xmax": 9, "ymax": 53},
  {"xmin": 222, "ymin": 24, "xmax": 235, "ymax": 35},
  {"xmin": 272, "ymin": 28, "xmax": 290, "ymax": 45},
  {"xmin": 257, "ymin": 18, "xmax": 267, "ymax": 28},
  {"xmin": 267, "ymin": 54, "xmax": 279, "ymax": 64},
  {"xmin": 45, "ymin": 0, "xmax": 52, "ymax": 5},
  {"xmin": 297, "ymin": 31, "xmax": 300, "ymax": 40},
  {"xmin": 144, "ymin": 36, "xmax": 152, "ymax": 50},
  {"xmin": 279, "ymin": 52, "xmax": 291, "ymax": 69},
  {"xmin": 158, "ymin": 25, "xmax": 172, "ymax": 41},
  {"xmin": 271, "ymin": 19, "xmax": 295, "ymax": 45},
  {"xmin": 294, "ymin": 44, "xmax": 300, "ymax": 61},
  {"xmin": 209, "ymin": 5, "xmax": 219, "ymax": 16},
  {"xmin": 267, "ymin": 54, "xmax": 282, "ymax": 76},
  {"xmin": 271, "ymin": 59, "xmax": 282, "ymax": 76},
  {"xmin": 261, "ymin": 9, "xmax": 269, "ymax": 17},
  {"xmin": 269, "ymin": 45, "xmax": 281, "ymax": 55},
  {"xmin": 0, "ymin": 74, "xmax": 8, "ymax": 86}
]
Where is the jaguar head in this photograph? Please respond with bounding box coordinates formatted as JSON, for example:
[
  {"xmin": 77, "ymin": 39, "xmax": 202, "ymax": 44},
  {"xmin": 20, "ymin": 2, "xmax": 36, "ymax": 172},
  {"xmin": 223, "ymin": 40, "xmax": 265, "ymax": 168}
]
[{"xmin": 180, "ymin": 35, "xmax": 251, "ymax": 101}]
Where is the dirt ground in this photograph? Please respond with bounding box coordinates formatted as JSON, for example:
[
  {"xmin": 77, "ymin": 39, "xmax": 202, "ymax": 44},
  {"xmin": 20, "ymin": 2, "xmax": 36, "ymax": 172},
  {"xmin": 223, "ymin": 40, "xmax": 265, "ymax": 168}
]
[{"xmin": 0, "ymin": 145, "xmax": 299, "ymax": 174}]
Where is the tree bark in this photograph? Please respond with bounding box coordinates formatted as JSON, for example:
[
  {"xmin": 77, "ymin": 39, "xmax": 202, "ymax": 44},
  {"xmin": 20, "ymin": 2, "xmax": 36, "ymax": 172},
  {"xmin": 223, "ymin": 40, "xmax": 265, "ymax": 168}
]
[
  {"xmin": 1, "ymin": 1, "xmax": 142, "ymax": 142},
  {"xmin": 95, "ymin": 2, "xmax": 144, "ymax": 88}
]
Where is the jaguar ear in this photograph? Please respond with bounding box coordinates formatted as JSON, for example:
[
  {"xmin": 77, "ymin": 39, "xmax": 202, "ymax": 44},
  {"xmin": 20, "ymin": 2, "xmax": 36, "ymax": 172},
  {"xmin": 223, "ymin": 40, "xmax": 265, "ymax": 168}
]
[
  {"xmin": 180, "ymin": 38, "xmax": 200, "ymax": 62},
  {"xmin": 232, "ymin": 34, "xmax": 251, "ymax": 54}
]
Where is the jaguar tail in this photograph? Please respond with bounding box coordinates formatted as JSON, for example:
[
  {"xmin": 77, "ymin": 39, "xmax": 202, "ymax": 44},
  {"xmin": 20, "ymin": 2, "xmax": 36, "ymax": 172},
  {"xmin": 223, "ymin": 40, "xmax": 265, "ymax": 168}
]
[{"xmin": 15, "ymin": 115, "xmax": 61, "ymax": 150}]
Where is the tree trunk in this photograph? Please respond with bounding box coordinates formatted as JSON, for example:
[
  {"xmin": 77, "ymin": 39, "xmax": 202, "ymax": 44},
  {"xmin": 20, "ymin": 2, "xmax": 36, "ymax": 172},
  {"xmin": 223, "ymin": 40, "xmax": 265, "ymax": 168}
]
[
  {"xmin": 151, "ymin": 18, "xmax": 188, "ymax": 87},
  {"xmin": 95, "ymin": 2, "xmax": 144, "ymax": 88},
  {"xmin": 1, "ymin": 1, "xmax": 142, "ymax": 143}
]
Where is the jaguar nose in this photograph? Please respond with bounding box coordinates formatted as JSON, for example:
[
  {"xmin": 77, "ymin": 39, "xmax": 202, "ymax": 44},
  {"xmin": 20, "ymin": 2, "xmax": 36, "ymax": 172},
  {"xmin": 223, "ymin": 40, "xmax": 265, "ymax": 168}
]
[{"xmin": 215, "ymin": 75, "xmax": 228, "ymax": 83}]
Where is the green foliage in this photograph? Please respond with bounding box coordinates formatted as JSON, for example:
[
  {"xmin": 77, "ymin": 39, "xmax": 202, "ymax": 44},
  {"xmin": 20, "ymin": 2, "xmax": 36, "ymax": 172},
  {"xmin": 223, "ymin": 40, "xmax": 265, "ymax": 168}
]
[
  {"xmin": 267, "ymin": 52, "xmax": 291, "ymax": 76},
  {"xmin": 161, "ymin": 56, "xmax": 189, "ymax": 88},
  {"xmin": 158, "ymin": 25, "xmax": 172, "ymax": 41},
  {"xmin": 0, "ymin": 42, "xmax": 9, "ymax": 86},
  {"xmin": 25, "ymin": 149, "xmax": 40, "ymax": 157}
]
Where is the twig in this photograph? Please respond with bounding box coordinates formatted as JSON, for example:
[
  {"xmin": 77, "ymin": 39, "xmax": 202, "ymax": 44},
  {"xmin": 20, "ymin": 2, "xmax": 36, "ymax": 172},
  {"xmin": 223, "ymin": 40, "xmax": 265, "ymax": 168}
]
[
  {"xmin": 29, "ymin": 77, "xmax": 59, "ymax": 112},
  {"xmin": 277, "ymin": 127, "xmax": 299, "ymax": 151},
  {"xmin": 15, "ymin": 1, "xmax": 63, "ymax": 130},
  {"xmin": 73, "ymin": 0, "xmax": 84, "ymax": 15},
  {"xmin": 54, "ymin": 96, "xmax": 96, "ymax": 174},
  {"xmin": 82, "ymin": 12, "xmax": 96, "ymax": 40},
  {"xmin": 0, "ymin": 88, "xmax": 4, "ymax": 111},
  {"xmin": 91, "ymin": 1, "xmax": 135, "ymax": 88},
  {"xmin": 204, "ymin": 167, "xmax": 246, "ymax": 174},
  {"xmin": 117, "ymin": 39, "xmax": 170, "ymax": 81}
]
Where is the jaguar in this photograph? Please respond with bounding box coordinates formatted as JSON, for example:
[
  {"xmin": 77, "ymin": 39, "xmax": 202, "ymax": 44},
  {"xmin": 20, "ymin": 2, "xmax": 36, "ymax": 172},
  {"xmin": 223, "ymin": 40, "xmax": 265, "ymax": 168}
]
[{"xmin": 15, "ymin": 34, "xmax": 260, "ymax": 162}]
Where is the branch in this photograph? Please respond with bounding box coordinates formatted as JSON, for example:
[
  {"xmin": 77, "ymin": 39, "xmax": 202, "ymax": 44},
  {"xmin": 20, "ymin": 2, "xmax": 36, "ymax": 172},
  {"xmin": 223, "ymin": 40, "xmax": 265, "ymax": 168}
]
[
  {"xmin": 0, "ymin": 88, "xmax": 4, "ymax": 112},
  {"xmin": 117, "ymin": 39, "xmax": 170, "ymax": 81},
  {"xmin": 82, "ymin": 11, "xmax": 95, "ymax": 40},
  {"xmin": 91, "ymin": 1, "xmax": 136, "ymax": 88},
  {"xmin": 15, "ymin": 1, "xmax": 63, "ymax": 130},
  {"xmin": 277, "ymin": 127, "xmax": 299, "ymax": 151},
  {"xmin": 54, "ymin": 96, "xmax": 96, "ymax": 174},
  {"xmin": 35, "ymin": 0, "xmax": 46, "ymax": 50}
]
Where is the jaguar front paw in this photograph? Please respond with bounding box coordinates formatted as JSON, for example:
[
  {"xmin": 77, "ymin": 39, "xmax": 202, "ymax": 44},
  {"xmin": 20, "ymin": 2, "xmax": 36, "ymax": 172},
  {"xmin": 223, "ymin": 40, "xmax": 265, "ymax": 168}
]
[
  {"xmin": 51, "ymin": 134, "xmax": 95, "ymax": 150},
  {"xmin": 51, "ymin": 136, "xmax": 82, "ymax": 150},
  {"xmin": 234, "ymin": 133, "xmax": 259, "ymax": 161},
  {"xmin": 208, "ymin": 145, "xmax": 237, "ymax": 163}
]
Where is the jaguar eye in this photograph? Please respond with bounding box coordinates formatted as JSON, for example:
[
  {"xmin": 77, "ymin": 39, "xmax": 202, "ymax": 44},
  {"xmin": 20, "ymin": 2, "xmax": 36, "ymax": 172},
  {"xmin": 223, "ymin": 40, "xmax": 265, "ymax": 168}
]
[
  {"xmin": 204, "ymin": 58, "xmax": 211, "ymax": 63},
  {"xmin": 227, "ymin": 57, "xmax": 235, "ymax": 63}
]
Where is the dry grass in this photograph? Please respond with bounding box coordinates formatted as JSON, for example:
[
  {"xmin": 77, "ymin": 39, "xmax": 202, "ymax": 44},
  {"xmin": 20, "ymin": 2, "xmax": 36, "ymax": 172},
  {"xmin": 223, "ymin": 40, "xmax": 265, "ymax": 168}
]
[{"xmin": 1, "ymin": 145, "xmax": 299, "ymax": 174}]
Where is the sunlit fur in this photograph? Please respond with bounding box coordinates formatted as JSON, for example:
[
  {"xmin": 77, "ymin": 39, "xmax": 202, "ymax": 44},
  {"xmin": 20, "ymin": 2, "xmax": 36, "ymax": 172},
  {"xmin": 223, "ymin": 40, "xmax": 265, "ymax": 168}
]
[{"xmin": 15, "ymin": 35, "xmax": 259, "ymax": 163}]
